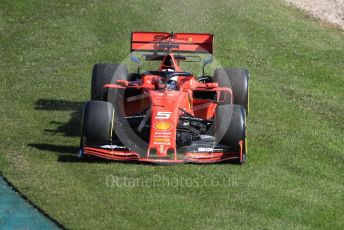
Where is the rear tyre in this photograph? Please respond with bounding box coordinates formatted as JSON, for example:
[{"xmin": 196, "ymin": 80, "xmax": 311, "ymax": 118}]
[
  {"xmin": 81, "ymin": 100, "xmax": 114, "ymax": 144},
  {"xmin": 91, "ymin": 63, "xmax": 128, "ymax": 100},
  {"xmin": 214, "ymin": 68, "xmax": 249, "ymax": 114}
]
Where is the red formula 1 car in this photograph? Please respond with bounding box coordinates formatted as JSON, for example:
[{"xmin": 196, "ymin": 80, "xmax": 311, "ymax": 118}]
[{"xmin": 79, "ymin": 32, "xmax": 249, "ymax": 164}]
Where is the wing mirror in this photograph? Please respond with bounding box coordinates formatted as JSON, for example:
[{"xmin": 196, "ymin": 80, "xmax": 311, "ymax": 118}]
[
  {"xmin": 130, "ymin": 55, "xmax": 140, "ymax": 64},
  {"xmin": 130, "ymin": 55, "xmax": 141, "ymax": 74},
  {"xmin": 202, "ymin": 55, "xmax": 213, "ymax": 77},
  {"xmin": 203, "ymin": 55, "xmax": 213, "ymax": 66}
]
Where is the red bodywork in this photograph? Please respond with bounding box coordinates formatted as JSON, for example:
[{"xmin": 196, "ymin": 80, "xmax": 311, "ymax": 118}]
[{"xmin": 82, "ymin": 32, "xmax": 244, "ymax": 164}]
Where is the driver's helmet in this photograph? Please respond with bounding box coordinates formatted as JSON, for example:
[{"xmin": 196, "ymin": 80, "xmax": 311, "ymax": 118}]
[{"xmin": 167, "ymin": 76, "xmax": 178, "ymax": 90}]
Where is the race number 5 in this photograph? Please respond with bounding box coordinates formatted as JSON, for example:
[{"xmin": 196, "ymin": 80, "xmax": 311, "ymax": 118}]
[{"xmin": 156, "ymin": 112, "xmax": 171, "ymax": 119}]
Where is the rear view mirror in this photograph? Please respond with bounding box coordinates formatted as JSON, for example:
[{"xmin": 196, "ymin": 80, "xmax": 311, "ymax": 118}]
[
  {"xmin": 202, "ymin": 55, "xmax": 213, "ymax": 76},
  {"xmin": 130, "ymin": 55, "xmax": 141, "ymax": 74},
  {"xmin": 130, "ymin": 55, "xmax": 141, "ymax": 64},
  {"xmin": 203, "ymin": 55, "xmax": 213, "ymax": 66}
]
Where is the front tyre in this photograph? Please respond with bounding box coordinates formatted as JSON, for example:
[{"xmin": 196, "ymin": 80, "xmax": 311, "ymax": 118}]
[
  {"xmin": 81, "ymin": 100, "xmax": 114, "ymax": 144},
  {"xmin": 215, "ymin": 104, "xmax": 246, "ymax": 145},
  {"xmin": 215, "ymin": 104, "xmax": 247, "ymax": 163}
]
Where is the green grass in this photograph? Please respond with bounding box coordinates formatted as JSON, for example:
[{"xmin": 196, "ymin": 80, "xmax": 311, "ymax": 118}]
[{"xmin": 0, "ymin": 0, "xmax": 343, "ymax": 229}]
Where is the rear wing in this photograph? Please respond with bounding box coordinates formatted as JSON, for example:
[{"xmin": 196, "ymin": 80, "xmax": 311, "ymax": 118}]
[{"xmin": 131, "ymin": 32, "xmax": 214, "ymax": 54}]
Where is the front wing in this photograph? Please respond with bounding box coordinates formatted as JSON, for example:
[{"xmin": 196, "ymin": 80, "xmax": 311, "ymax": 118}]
[{"xmin": 81, "ymin": 140, "xmax": 244, "ymax": 164}]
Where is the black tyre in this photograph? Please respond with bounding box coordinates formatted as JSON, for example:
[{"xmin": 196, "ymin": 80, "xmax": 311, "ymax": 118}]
[
  {"xmin": 91, "ymin": 63, "xmax": 128, "ymax": 100},
  {"xmin": 82, "ymin": 100, "xmax": 114, "ymax": 143},
  {"xmin": 214, "ymin": 68, "xmax": 249, "ymax": 114},
  {"xmin": 215, "ymin": 104, "xmax": 246, "ymax": 146}
]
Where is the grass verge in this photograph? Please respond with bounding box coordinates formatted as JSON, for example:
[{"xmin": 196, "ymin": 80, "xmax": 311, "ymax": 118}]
[{"xmin": 0, "ymin": 0, "xmax": 343, "ymax": 229}]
